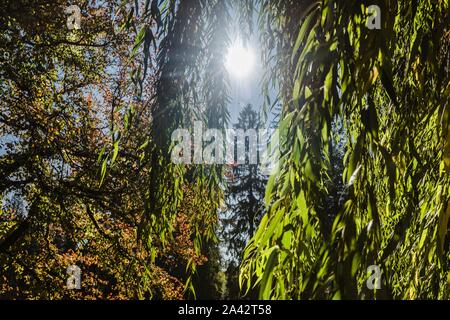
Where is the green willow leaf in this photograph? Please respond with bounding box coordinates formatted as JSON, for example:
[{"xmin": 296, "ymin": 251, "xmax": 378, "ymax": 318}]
[{"xmin": 259, "ymin": 246, "xmax": 279, "ymax": 300}]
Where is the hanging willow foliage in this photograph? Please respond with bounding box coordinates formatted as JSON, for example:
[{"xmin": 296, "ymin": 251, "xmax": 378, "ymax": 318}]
[
  {"xmin": 122, "ymin": 0, "xmax": 449, "ymax": 299},
  {"xmin": 239, "ymin": 0, "xmax": 450, "ymax": 299},
  {"xmin": 112, "ymin": 0, "xmax": 232, "ymax": 296}
]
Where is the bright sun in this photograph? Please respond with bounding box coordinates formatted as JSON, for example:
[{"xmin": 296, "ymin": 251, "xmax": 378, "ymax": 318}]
[{"xmin": 225, "ymin": 40, "xmax": 255, "ymax": 79}]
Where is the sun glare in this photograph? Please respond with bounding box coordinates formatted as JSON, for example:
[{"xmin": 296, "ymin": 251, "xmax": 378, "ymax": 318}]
[{"xmin": 225, "ymin": 40, "xmax": 255, "ymax": 79}]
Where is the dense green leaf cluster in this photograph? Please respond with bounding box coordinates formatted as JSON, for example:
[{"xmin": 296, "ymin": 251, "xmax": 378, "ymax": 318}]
[{"xmin": 240, "ymin": 0, "xmax": 450, "ymax": 299}]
